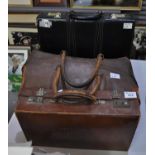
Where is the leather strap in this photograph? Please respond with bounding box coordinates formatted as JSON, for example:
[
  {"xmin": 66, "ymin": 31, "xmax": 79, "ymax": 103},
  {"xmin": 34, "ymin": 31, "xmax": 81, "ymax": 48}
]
[
  {"xmin": 53, "ymin": 65, "xmax": 61, "ymax": 96},
  {"xmin": 55, "ymin": 90, "xmax": 96, "ymax": 104}
]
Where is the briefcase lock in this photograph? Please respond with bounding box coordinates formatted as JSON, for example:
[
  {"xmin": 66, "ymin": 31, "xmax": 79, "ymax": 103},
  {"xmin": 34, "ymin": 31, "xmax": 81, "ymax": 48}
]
[{"xmin": 48, "ymin": 12, "xmax": 61, "ymax": 18}]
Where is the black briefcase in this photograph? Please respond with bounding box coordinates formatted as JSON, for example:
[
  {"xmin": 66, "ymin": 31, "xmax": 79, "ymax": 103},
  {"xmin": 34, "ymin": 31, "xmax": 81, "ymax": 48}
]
[
  {"xmin": 102, "ymin": 14, "xmax": 135, "ymax": 58},
  {"xmin": 37, "ymin": 12, "xmax": 135, "ymax": 58},
  {"xmin": 37, "ymin": 12, "xmax": 70, "ymax": 54}
]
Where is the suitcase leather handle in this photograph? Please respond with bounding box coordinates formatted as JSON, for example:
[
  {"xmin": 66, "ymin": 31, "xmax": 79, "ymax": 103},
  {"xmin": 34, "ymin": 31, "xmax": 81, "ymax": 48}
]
[
  {"xmin": 70, "ymin": 11, "xmax": 102, "ymax": 20},
  {"xmin": 60, "ymin": 50, "xmax": 103, "ymax": 88},
  {"xmin": 53, "ymin": 66, "xmax": 101, "ymax": 104},
  {"xmin": 54, "ymin": 90, "xmax": 96, "ymax": 104}
]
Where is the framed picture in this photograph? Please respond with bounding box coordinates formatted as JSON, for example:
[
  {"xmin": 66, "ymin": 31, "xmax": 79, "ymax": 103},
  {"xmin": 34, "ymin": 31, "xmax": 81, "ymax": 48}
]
[
  {"xmin": 8, "ymin": 0, "xmax": 33, "ymax": 7},
  {"xmin": 8, "ymin": 27, "xmax": 39, "ymax": 50},
  {"xmin": 70, "ymin": 0, "xmax": 142, "ymax": 11},
  {"xmin": 133, "ymin": 26, "xmax": 146, "ymax": 60},
  {"xmin": 8, "ymin": 49, "xmax": 28, "ymax": 92},
  {"xmin": 33, "ymin": 0, "xmax": 67, "ymax": 6},
  {"xmin": 8, "ymin": 14, "xmax": 38, "ymax": 24}
]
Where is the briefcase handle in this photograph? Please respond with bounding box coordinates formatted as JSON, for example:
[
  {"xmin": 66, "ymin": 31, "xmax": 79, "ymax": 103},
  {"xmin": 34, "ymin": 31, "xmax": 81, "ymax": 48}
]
[
  {"xmin": 60, "ymin": 50, "xmax": 103, "ymax": 88},
  {"xmin": 70, "ymin": 11, "xmax": 102, "ymax": 20},
  {"xmin": 52, "ymin": 65, "xmax": 101, "ymax": 104}
]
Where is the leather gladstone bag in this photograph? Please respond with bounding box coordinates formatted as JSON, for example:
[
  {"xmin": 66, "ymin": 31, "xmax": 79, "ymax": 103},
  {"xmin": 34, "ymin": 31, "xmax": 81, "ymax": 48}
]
[{"xmin": 16, "ymin": 50, "xmax": 140, "ymax": 151}]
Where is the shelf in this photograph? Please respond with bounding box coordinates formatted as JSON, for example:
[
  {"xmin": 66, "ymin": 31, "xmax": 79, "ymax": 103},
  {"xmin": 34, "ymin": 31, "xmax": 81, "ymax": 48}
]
[
  {"xmin": 8, "ymin": 6, "xmax": 121, "ymax": 14},
  {"xmin": 8, "ymin": 6, "xmax": 145, "ymax": 26},
  {"xmin": 8, "ymin": 6, "xmax": 70, "ymax": 14}
]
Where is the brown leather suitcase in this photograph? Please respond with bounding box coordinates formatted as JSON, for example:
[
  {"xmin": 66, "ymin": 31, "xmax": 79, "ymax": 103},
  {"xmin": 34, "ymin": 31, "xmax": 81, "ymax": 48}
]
[{"xmin": 16, "ymin": 50, "xmax": 140, "ymax": 151}]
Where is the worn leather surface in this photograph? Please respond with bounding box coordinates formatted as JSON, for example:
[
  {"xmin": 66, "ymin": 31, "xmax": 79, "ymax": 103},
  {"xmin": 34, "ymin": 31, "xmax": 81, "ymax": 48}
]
[
  {"xmin": 21, "ymin": 50, "xmax": 138, "ymax": 91},
  {"xmin": 16, "ymin": 50, "xmax": 140, "ymax": 150}
]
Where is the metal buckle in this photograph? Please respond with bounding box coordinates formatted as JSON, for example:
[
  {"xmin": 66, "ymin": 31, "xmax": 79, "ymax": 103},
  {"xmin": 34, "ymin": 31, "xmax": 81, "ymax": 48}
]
[
  {"xmin": 36, "ymin": 88, "xmax": 45, "ymax": 96},
  {"xmin": 113, "ymin": 100, "xmax": 130, "ymax": 108},
  {"xmin": 27, "ymin": 88, "xmax": 46, "ymax": 104},
  {"xmin": 112, "ymin": 90, "xmax": 121, "ymax": 99},
  {"xmin": 95, "ymin": 100, "xmax": 106, "ymax": 105}
]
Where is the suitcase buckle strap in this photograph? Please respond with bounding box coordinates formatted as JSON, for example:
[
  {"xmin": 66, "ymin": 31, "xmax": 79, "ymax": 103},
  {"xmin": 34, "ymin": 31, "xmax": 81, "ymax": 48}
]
[
  {"xmin": 113, "ymin": 100, "xmax": 130, "ymax": 108},
  {"xmin": 27, "ymin": 88, "xmax": 46, "ymax": 104},
  {"xmin": 112, "ymin": 90, "xmax": 121, "ymax": 99},
  {"xmin": 36, "ymin": 88, "xmax": 46, "ymax": 97}
]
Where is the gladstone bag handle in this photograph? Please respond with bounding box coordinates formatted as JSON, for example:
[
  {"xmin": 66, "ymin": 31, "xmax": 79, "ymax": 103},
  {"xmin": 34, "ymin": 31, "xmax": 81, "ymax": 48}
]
[
  {"xmin": 52, "ymin": 65, "xmax": 101, "ymax": 104},
  {"xmin": 52, "ymin": 51, "xmax": 103, "ymax": 104}
]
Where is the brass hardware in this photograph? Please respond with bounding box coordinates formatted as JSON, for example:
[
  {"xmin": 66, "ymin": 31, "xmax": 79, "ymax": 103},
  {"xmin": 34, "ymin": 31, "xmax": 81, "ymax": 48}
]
[
  {"xmin": 48, "ymin": 12, "xmax": 61, "ymax": 18},
  {"xmin": 96, "ymin": 99, "xmax": 129, "ymax": 108},
  {"xmin": 111, "ymin": 14, "xmax": 126, "ymax": 19},
  {"xmin": 36, "ymin": 88, "xmax": 46, "ymax": 96},
  {"xmin": 95, "ymin": 99, "xmax": 106, "ymax": 105},
  {"xmin": 113, "ymin": 90, "xmax": 121, "ymax": 99},
  {"xmin": 27, "ymin": 97, "xmax": 35, "ymax": 103},
  {"xmin": 113, "ymin": 100, "xmax": 130, "ymax": 108},
  {"xmin": 27, "ymin": 88, "xmax": 46, "ymax": 104}
]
